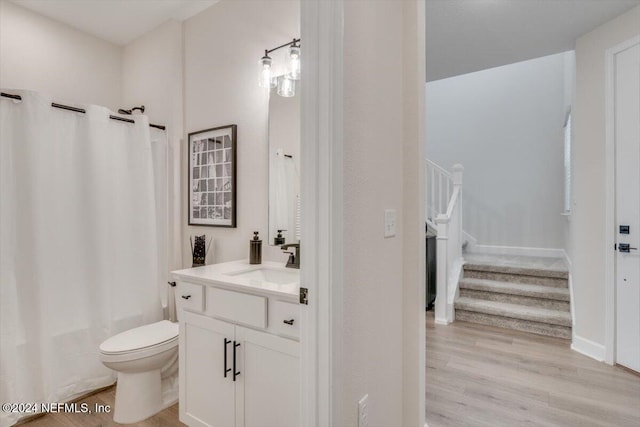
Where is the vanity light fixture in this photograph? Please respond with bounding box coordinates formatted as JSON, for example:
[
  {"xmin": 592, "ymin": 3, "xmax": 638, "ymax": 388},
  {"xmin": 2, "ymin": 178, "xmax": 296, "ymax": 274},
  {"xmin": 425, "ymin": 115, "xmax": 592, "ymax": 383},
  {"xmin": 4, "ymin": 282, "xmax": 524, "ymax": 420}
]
[
  {"xmin": 259, "ymin": 38, "xmax": 301, "ymax": 96},
  {"xmin": 288, "ymin": 41, "xmax": 301, "ymax": 80},
  {"xmin": 259, "ymin": 54, "xmax": 276, "ymax": 88},
  {"xmin": 277, "ymin": 75, "xmax": 295, "ymax": 97}
]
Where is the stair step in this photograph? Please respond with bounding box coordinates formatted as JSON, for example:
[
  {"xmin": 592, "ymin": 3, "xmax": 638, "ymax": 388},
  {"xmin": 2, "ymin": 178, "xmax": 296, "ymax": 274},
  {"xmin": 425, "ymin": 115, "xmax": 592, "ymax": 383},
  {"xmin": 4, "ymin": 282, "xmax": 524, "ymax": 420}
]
[
  {"xmin": 459, "ymin": 278, "xmax": 569, "ymax": 301},
  {"xmin": 454, "ymin": 297, "xmax": 571, "ymax": 327},
  {"xmin": 463, "ymin": 266, "xmax": 568, "ymax": 288},
  {"xmin": 455, "ymin": 310, "xmax": 571, "ymax": 339},
  {"xmin": 463, "ymin": 261, "xmax": 568, "ymax": 279},
  {"xmin": 459, "ymin": 288, "xmax": 570, "ymax": 311}
]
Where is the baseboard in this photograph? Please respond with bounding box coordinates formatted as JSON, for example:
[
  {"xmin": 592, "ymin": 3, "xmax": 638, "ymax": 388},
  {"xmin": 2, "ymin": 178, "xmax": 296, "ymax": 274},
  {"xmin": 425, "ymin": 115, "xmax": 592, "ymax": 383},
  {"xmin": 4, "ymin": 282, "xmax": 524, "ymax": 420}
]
[
  {"xmin": 571, "ymin": 334, "xmax": 606, "ymax": 362},
  {"xmin": 434, "ymin": 318, "xmax": 450, "ymax": 326},
  {"xmin": 462, "ymin": 231, "xmax": 477, "ymax": 252},
  {"xmin": 467, "ymin": 244, "xmax": 565, "ymax": 258}
]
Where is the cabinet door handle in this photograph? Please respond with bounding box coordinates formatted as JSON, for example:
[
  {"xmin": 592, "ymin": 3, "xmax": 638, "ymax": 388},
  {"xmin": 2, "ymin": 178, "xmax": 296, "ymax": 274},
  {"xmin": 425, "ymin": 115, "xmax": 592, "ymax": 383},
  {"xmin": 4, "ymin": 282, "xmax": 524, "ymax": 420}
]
[
  {"xmin": 181, "ymin": 295, "xmax": 191, "ymax": 300},
  {"xmin": 233, "ymin": 341, "xmax": 241, "ymax": 381},
  {"xmin": 223, "ymin": 339, "xmax": 231, "ymax": 378},
  {"xmin": 283, "ymin": 319, "xmax": 295, "ymax": 325}
]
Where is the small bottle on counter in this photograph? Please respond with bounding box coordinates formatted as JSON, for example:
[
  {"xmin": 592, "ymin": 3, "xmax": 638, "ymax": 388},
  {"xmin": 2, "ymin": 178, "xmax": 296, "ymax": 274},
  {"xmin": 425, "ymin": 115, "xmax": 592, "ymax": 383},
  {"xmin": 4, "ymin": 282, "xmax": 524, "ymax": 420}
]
[
  {"xmin": 250, "ymin": 231, "xmax": 262, "ymax": 264},
  {"xmin": 274, "ymin": 229, "xmax": 286, "ymax": 245}
]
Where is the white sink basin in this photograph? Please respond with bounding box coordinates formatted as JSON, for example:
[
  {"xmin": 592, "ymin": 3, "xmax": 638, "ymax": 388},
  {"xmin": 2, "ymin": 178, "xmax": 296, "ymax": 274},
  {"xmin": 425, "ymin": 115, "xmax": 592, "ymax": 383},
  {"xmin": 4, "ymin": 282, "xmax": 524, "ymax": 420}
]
[{"xmin": 226, "ymin": 267, "xmax": 299, "ymax": 285}]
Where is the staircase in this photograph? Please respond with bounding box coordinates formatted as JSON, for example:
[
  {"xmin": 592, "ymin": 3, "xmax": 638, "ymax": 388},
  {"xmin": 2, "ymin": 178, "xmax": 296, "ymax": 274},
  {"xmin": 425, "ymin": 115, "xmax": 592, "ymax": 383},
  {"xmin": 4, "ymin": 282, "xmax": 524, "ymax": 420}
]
[{"xmin": 454, "ymin": 256, "xmax": 571, "ymax": 339}]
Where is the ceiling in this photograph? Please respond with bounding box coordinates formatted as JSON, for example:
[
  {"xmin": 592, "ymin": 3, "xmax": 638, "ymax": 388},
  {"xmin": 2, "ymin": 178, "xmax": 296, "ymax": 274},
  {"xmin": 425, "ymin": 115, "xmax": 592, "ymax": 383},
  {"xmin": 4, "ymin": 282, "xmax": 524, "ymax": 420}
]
[
  {"xmin": 426, "ymin": 0, "xmax": 640, "ymax": 81},
  {"xmin": 8, "ymin": 0, "xmax": 639, "ymax": 75},
  {"xmin": 9, "ymin": 0, "xmax": 219, "ymax": 45}
]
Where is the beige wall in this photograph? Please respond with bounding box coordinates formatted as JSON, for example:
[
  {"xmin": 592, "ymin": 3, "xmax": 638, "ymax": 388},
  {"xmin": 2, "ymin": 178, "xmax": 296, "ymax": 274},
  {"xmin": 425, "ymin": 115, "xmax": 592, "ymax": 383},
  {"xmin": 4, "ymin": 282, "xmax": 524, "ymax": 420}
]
[
  {"xmin": 183, "ymin": 0, "xmax": 298, "ymax": 265},
  {"xmin": 0, "ymin": 0, "xmax": 121, "ymax": 111},
  {"xmin": 342, "ymin": 1, "xmax": 405, "ymax": 425},
  {"xmin": 571, "ymin": 5, "xmax": 640, "ymax": 345},
  {"xmin": 426, "ymin": 52, "xmax": 571, "ymax": 250}
]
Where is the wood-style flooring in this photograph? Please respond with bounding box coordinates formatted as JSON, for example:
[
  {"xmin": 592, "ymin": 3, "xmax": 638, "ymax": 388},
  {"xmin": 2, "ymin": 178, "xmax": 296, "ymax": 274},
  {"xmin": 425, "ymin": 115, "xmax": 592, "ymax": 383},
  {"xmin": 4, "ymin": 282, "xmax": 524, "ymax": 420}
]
[
  {"xmin": 426, "ymin": 311, "xmax": 640, "ymax": 427},
  {"xmin": 18, "ymin": 387, "xmax": 184, "ymax": 427},
  {"xmin": 18, "ymin": 313, "xmax": 640, "ymax": 427}
]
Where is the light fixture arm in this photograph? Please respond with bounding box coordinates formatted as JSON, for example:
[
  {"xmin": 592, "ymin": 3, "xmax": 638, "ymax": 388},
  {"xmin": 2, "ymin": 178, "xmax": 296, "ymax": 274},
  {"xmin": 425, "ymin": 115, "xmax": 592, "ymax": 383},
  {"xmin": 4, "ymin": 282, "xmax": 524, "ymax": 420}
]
[{"xmin": 265, "ymin": 38, "xmax": 301, "ymax": 56}]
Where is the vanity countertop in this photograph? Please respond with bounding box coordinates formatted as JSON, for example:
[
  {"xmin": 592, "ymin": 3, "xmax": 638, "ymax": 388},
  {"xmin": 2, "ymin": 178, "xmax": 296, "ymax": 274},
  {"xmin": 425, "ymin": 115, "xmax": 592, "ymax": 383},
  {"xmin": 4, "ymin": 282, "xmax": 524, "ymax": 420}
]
[{"xmin": 171, "ymin": 260, "xmax": 299, "ymax": 302}]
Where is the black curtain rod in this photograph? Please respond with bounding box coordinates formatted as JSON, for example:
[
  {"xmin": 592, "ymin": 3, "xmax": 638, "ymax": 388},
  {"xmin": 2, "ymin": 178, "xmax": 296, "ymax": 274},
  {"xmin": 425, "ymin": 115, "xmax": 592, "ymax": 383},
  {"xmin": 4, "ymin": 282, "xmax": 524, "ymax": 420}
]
[{"xmin": 1, "ymin": 92, "xmax": 166, "ymax": 131}]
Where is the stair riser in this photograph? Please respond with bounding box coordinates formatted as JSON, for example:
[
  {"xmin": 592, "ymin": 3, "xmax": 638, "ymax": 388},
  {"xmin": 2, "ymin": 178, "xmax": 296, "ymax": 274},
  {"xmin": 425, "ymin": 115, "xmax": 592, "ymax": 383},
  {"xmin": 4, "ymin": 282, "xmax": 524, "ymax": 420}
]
[
  {"xmin": 459, "ymin": 289, "xmax": 570, "ymax": 312},
  {"xmin": 455, "ymin": 310, "xmax": 571, "ymax": 339},
  {"xmin": 464, "ymin": 269, "xmax": 568, "ymax": 288}
]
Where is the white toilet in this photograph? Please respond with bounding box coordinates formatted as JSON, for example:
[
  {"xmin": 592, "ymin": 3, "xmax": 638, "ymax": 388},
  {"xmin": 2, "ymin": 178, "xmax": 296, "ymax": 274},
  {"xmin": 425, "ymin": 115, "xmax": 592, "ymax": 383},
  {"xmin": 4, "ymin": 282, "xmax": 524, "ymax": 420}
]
[{"xmin": 99, "ymin": 319, "xmax": 179, "ymax": 424}]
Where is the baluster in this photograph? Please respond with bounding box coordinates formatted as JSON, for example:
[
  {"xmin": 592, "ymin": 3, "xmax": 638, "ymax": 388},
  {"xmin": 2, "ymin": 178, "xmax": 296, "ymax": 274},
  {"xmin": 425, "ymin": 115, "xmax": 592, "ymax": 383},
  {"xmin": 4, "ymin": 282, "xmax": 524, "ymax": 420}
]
[
  {"xmin": 438, "ymin": 173, "xmax": 443, "ymax": 214},
  {"xmin": 430, "ymin": 167, "xmax": 435, "ymax": 216}
]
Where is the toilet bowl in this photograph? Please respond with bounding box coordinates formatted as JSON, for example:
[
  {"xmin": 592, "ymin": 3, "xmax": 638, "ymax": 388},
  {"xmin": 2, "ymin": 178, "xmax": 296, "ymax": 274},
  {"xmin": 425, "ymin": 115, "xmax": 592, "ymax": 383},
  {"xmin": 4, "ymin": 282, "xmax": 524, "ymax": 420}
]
[{"xmin": 100, "ymin": 320, "xmax": 179, "ymax": 424}]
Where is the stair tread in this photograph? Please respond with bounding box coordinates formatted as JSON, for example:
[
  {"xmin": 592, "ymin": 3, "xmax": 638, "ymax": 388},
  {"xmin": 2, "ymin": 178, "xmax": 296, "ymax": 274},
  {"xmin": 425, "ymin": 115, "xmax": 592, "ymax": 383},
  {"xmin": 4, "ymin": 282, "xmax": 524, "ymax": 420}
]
[
  {"xmin": 459, "ymin": 278, "xmax": 570, "ymax": 301},
  {"xmin": 454, "ymin": 297, "xmax": 572, "ymax": 327},
  {"xmin": 463, "ymin": 259, "xmax": 568, "ymax": 279}
]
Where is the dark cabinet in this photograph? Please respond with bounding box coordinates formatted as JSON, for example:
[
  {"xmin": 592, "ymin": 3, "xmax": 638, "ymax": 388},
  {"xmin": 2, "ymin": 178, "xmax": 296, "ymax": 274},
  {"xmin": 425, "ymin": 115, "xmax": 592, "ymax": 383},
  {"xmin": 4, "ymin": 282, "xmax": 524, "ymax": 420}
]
[{"xmin": 426, "ymin": 230, "xmax": 436, "ymax": 310}]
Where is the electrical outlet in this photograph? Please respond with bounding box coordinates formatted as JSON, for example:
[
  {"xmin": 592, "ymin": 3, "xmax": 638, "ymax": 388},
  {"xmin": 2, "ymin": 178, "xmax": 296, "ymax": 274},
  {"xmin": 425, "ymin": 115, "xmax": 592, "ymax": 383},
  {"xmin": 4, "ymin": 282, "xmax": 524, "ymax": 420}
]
[
  {"xmin": 358, "ymin": 394, "xmax": 369, "ymax": 427},
  {"xmin": 384, "ymin": 209, "xmax": 396, "ymax": 238}
]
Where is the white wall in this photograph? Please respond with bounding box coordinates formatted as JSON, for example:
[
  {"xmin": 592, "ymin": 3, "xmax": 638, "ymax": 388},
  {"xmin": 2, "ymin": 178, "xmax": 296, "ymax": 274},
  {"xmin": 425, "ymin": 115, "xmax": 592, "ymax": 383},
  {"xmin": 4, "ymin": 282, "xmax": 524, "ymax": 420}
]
[
  {"xmin": 0, "ymin": 0, "xmax": 121, "ymax": 111},
  {"xmin": 183, "ymin": 0, "xmax": 298, "ymax": 265},
  {"xmin": 570, "ymin": 5, "xmax": 640, "ymax": 348},
  {"xmin": 342, "ymin": 1, "xmax": 405, "ymax": 425},
  {"xmin": 426, "ymin": 52, "xmax": 573, "ymax": 250},
  {"xmin": 121, "ymin": 20, "xmax": 184, "ymax": 272}
]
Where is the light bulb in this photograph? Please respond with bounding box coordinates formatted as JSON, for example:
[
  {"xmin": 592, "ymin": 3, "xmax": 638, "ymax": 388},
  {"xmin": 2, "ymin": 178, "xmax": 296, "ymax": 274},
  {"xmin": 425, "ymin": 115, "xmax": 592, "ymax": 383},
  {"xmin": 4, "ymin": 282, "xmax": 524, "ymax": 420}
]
[
  {"xmin": 259, "ymin": 55, "xmax": 276, "ymax": 88},
  {"xmin": 277, "ymin": 75, "xmax": 295, "ymax": 97},
  {"xmin": 288, "ymin": 45, "xmax": 300, "ymax": 80}
]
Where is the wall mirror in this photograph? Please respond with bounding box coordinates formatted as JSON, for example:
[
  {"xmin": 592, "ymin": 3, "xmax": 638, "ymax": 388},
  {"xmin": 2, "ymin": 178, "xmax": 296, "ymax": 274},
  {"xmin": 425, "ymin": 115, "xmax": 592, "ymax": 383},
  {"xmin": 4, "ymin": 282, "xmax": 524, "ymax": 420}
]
[{"xmin": 268, "ymin": 84, "xmax": 300, "ymax": 246}]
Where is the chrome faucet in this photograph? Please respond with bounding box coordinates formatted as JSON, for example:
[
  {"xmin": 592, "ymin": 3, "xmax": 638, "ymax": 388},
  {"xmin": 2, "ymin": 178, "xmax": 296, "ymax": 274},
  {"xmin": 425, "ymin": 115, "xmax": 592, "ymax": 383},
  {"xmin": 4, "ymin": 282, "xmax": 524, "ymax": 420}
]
[{"xmin": 280, "ymin": 243, "xmax": 300, "ymax": 269}]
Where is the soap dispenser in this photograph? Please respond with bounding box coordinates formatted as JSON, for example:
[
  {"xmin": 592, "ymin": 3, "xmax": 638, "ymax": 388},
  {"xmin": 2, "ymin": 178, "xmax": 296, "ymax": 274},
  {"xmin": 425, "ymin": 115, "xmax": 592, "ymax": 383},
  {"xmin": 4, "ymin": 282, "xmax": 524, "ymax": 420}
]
[
  {"xmin": 274, "ymin": 229, "xmax": 286, "ymax": 245},
  {"xmin": 250, "ymin": 231, "xmax": 262, "ymax": 264}
]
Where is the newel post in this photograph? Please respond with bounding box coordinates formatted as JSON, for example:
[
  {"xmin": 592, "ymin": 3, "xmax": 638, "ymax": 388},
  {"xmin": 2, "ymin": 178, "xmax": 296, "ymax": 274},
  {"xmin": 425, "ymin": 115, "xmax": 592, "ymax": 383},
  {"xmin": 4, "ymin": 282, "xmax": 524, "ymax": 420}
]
[
  {"xmin": 452, "ymin": 164, "xmax": 463, "ymax": 188},
  {"xmin": 434, "ymin": 214, "xmax": 449, "ymax": 325}
]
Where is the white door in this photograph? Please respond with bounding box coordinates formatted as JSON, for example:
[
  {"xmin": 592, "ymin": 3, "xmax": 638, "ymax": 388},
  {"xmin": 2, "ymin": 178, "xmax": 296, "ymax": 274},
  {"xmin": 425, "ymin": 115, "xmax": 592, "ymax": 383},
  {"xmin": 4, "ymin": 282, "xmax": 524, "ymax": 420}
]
[
  {"xmin": 180, "ymin": 311, "xmax": 236, "ymax": 427},
  {"xmin": 235, "ymin": 326, "xmax": 300, "ymax": 427},
  {"xmin": 615, "ymin": 41, "xmax": 640, "ymax": 373}
]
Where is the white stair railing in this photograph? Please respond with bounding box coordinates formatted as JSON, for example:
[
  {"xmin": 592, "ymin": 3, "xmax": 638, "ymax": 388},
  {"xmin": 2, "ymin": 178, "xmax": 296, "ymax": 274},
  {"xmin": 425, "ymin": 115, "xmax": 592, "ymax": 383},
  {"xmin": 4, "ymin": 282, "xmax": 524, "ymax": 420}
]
[
  {"xmin": 425, "ymin": 161, "xmax": 464, "ymax": 325},
  {"xmin": 425, "ymin": 159, "xmax": 453, "ymax": 229}
]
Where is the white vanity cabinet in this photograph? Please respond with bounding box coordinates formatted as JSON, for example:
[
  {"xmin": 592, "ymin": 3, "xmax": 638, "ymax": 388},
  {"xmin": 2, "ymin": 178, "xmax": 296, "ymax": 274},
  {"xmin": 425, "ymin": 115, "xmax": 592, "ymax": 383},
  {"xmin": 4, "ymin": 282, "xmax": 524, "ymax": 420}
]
[{"xmin": 173, "ymin": 265, "xmax": 300, "ymax": 427}]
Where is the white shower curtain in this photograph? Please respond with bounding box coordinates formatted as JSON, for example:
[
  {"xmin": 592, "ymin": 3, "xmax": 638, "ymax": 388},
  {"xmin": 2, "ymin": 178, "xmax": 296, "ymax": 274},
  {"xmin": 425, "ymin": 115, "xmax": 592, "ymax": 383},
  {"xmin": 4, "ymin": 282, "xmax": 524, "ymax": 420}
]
[{"xmin": 0, "ymin": 90, "xmax": 163, "ymax": 427}]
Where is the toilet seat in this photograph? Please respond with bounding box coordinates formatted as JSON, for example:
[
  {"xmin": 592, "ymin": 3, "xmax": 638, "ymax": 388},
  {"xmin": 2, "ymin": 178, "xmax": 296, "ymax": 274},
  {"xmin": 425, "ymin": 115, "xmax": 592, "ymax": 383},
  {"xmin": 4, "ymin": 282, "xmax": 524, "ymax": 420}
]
[{"xmin": 100, "ymin": 320, "xmax": 178, "ymax": 356}]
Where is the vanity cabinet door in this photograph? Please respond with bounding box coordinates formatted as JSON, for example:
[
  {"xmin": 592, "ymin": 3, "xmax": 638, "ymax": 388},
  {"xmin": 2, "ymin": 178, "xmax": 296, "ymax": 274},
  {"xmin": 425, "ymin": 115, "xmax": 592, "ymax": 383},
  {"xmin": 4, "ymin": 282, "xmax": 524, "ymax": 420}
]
[
  {"xmin": 180, "ymin": 311, "xmax": 236, "ymax": 427},
  {"xmin": 234, "ymin": 326, "xmax": 299, "ymax": 427}
]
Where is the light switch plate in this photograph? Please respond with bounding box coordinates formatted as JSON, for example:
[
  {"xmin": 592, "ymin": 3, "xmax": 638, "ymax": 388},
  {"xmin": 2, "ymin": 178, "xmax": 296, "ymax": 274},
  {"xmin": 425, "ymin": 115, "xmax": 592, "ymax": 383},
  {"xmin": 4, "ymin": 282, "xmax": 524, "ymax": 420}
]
[{"xmin": 384, "ymin": 209, "xmax": 396, "ymax": 238}]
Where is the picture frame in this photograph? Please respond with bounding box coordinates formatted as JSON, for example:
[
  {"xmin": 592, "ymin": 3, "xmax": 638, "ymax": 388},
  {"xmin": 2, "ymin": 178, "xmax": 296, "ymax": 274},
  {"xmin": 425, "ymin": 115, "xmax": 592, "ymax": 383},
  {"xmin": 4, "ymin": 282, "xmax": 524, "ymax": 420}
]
[{"xmin": 188, "ymin": 124, "xmax": 237, "ymax": 227}]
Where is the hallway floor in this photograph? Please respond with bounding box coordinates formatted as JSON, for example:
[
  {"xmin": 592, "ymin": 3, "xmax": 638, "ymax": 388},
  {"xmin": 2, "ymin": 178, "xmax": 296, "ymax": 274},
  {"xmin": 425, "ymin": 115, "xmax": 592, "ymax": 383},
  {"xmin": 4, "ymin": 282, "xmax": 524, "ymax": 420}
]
[{"xmin": 426, "ymin": 312, "xmax": 640, "ymax": 427}]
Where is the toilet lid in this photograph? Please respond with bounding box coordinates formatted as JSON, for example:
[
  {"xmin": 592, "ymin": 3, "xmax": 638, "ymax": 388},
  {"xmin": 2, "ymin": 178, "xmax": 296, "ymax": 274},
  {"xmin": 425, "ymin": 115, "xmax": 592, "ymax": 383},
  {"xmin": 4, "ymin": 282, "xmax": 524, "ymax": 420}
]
[{"xmin": 100, "ymin": 320, "xmax": 178, "ymax": 354}]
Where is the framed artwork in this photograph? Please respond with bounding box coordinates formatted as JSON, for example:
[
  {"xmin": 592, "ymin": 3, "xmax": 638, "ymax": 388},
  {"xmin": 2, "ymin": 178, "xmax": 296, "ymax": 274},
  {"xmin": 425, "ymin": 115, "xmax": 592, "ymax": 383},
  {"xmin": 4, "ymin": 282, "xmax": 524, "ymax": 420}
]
[{"xmin": 188, "ymin": 124, "xmax": 237, "ymax": 227}]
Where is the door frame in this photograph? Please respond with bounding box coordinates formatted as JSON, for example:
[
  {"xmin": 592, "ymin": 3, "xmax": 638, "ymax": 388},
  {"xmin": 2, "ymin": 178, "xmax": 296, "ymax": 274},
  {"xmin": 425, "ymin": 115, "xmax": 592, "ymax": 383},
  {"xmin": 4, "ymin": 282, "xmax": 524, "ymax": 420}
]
[
  {"xmin": 299, "ymin": 0, "xmax": 344, "ymax": 425},
  {"xmin": 300, "ymin": 2, "xmax": 426, "ymax": 426},
  {"xmin": 604, "ymin": 35, "xmax": 640, "ymax": 365}
]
